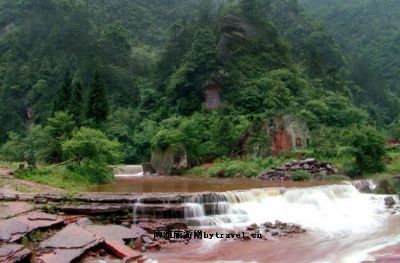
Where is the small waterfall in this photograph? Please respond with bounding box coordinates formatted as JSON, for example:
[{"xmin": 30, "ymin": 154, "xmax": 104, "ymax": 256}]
[
  {"xmin": 184, "ymin": 203, "xmax": 206, "ymax": 218},
  {"xmin": 133, "ymin": 198, "xmax": 142, "ymax": 224},
  {"xmin": 180, "ymin": 184, "xmax": 392, "ymax": 234},
  {"xmin": 114, "ymin": 165, "xmax": 144, "ymax": 178}
]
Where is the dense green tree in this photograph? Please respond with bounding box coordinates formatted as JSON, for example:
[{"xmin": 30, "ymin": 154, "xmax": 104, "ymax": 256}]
[
  {"xmin": 69, "ymin": 81, "xmax": 84, "ymax": 124},
  {"xmin": 87, "ymin": 72, "xmax": 109, "ymax": 123},
  {"xmin": 43, "ymin": 112, "xmax": 75, "ymax": 163},
  {"xmin": 346, "ymin": 126, "xmax": 386, "ymax": 176},
  {"xmin": 165, "ymin": 27, "xmax": 218, "ymax": 115},
  {"xmin": 0, "ymin": 0, "xmax": 397, "ymax": 171},
  {"xmin": 0, "ymin": 126, "xmax": 48, "ymax": 167},
  {"xmin": 62, "ymin": 127, "xmax": 122, "ymax": 183},
  {"xmin": 62, "ymin": 127, "xmax": 122, "ymax": 165},
  {"xmin": 53, "ymin": 73, "xmax": 72, "ymax": 113}
]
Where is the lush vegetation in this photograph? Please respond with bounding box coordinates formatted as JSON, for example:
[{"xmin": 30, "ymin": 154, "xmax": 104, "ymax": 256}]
[
  {"xmin": 300, "ymin": 0, "xmax": 400, "ymax": 124},
  {"xmin": 0, "ymin": 0, "xmax": 399, "ymax": 186}
]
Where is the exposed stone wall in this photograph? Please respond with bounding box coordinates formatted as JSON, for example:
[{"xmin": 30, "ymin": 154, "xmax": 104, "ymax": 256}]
[
  {"xmin": 271, "ymin": 128, "xmax": 293, "ymax": 154},
  {"xmin": 281, "ymin": 115, "xmax": 310, "ymax": 150},
  {"xmin": 238, "ymin": 115, "xmax": 310, "ymax": 157},
  {"xmin": 204, "ymin": 83, "xmax": 222, "ymax": 110},
  {"xmin": 151, "ymin": 146, "xmax": 188, "ymax": 176}
]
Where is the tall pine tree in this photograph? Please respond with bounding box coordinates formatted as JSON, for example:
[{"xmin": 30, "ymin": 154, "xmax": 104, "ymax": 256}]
[
  {"xmin": 53, "ymin": 72, "xmax": 72, "ymax": 113},
  {"xmin": 87, "ymin": 72, "xmax": 109, "ymax": 123},
  {"xmin": 69, "ymin": 81, "xmax": 84, "ymax": 125}
]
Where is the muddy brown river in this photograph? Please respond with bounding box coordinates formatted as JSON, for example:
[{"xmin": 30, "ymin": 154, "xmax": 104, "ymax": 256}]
[{"xmin": 88, "ymin": 176, "xmax": 341, "ymax": 193}]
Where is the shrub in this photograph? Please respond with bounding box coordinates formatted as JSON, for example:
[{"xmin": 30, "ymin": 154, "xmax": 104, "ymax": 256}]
[
  {"xmin": 346, "ymin": 126, "xmax": 386, "ymax": 176},
  {"xmin": 62, "ymin": 127, "xmax": 122, "ymax": 184},
  {"xmin": 292, "ymin": 170, "xmax": 311, "ymax": 181},
  {"xmin": 62, "ymin": 127, "xmax": 122, "ymax": 164},
  {"xmin": 207, "ymin": 160, "xmax": 260, "ymax": 177}
]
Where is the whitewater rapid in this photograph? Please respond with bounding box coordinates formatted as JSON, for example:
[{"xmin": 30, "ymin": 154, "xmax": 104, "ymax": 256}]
[{"xmin": 181, "ymin": 184, "xmax": 400, "ymax": 263}]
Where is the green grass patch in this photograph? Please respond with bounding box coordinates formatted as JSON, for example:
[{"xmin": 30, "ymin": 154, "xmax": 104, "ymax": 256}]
[
  {"xmin": 385, "ymin": 147, "xmax": 400, "ymax": 174},
  {"xmin": 321, "ymin": 174, "xmax": 351, "ymax": 181},
  {"xmin": 187, "ymin": 156, "xmax": 293, "ymax": 178},
  {"xmin": 292, "ymin": 170, "xmax": 312, "ymax": 181},
  {"xmin": 0, "ymin": 160, "xmax": 25, "ymax": 170},
  {"xmin": 15, "ymin": 166, "xmax": 92, "ymax": 191}
]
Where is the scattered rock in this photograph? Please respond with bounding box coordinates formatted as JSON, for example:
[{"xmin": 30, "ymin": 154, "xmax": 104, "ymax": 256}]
[
  {"xmin": 261, "ymin": 221, "xmax": 306, "ymax": 237},
  {"xmin": 27, "ymin": 212, "xmax": 57, "ymax": 221},
  {"xmin": 257, "ymin": 159, "xmax": 337, "ymax": 181},
  {"xmin": 246, "ymin": 224, "xmax": 258, "ymax": 231},
  {"xmin": 76, "ymin": 217, "xmax": 93, "ymax": 227},
  {"xmin": 131, "ymin": 225, "xmax": 148, "ymax": 237},
  {"xmin": 40, "ymin": 224, "xmax": 97, "ymax": 249},
  {"xmin": 104, "ymin": 240, "xmax": 142, "ymax": 260},
  {"xmin": 0, "ymin": 244, "xmax": 31, "ymax": 262},
  {"xmin": 0, "ymin": 202, "xmax": 34, "ymax": 219},
  {"xmin": 0, "ymin": 212, "xmax": 64, "ymax": 243},
  {"xmin": 141, "ymin": 236, "xmax": 153, "ymax": 245},
  {"xmin": 38, "ymin": 222, "xmax": 144, "ymax": 263},
  {"xmin": 385, "ymin": 196, "xmax": 396, "ymax": 207},
  {"xmin": 84, "ymin": 225, "xmax": 140, "ymax": 240},
  {"xmin": 351, "ymin": 180, "xmax": 377, "ymax": 193},
  {"xmin": 0, "ymin": 220, "xmax": 29, "ymax": 243}
]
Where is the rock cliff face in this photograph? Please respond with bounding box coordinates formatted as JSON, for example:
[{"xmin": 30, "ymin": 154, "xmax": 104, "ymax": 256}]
[
  {"xmin": 237, "ymin": 115, "xmax": 311, "ymax": 158},
  {"xmin": 217, "ymin": 15, "xmax": 257, "ymax": 62},
  {"xmin": 271, "ymin": 115, "xmax": 310, "ymax": 154},
  {"xmin": 151, "ymin": 146, "xmax": 188, "ymax": 176}
]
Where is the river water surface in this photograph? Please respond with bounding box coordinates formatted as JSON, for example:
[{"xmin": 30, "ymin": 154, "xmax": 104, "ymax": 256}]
[{"xmin": 89, "ymin": 177, "xmax": 400, "ymax": 263}]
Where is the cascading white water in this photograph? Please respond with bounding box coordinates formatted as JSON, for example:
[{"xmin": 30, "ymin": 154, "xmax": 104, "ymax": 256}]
[
  {"xmin": 181, "ymin": 184, "xmax": 400, "ymax": 263},
  {"xmin": 133, "ymin": 198, "xmax": 142, "ymax": 224},
  {"xmin": 183, "ymin": 184, "xmax": 394, "ymax": 234}
]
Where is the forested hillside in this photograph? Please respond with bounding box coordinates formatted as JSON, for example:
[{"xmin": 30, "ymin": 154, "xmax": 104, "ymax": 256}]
[
  {"xmin": 0, "ymin": 0, "xmax": 397, "ymax": 182},
  {"xmin": 300, "ymin": 0, "xmax": 400, "ymax": 122}
]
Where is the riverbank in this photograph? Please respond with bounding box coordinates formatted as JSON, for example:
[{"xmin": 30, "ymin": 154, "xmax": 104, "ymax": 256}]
[{"xmin": 3, "ymin": 144, "xmax": 400, "ymax": 193}]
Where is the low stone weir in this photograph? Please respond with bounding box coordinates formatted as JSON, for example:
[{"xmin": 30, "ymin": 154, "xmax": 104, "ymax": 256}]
[{"xmin": 113, "ymin": 165, "xmax": 144, "ymax": 177}]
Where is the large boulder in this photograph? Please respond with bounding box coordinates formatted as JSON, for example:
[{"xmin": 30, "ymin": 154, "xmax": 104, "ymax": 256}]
[{"xmin": 151, "ymin": 146, "xmax": 188, "ymax": 175}]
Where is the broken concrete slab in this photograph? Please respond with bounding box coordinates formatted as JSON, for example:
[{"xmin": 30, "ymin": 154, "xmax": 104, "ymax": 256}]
[
  {"xmin": 0, "ymin": 202, "xmax": 34, "ymax": 219},
  {"xmin": 0, "ymin": 244, "xmax": 31, "ymax": 262}
]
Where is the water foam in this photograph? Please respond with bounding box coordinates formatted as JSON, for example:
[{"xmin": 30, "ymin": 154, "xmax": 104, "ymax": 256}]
[{"xmin": 184, "ymin": 184, "xmax": 392, "ymax": 235}]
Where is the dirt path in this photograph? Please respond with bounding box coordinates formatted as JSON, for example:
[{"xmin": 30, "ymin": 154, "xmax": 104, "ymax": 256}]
[
  {"xmin": 0, "ymin": 167, "xmax": 11, "ymax": 176},
  {"xmin": 0, "ymin": 167, "xmax": 65, "ymax": 194}
]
